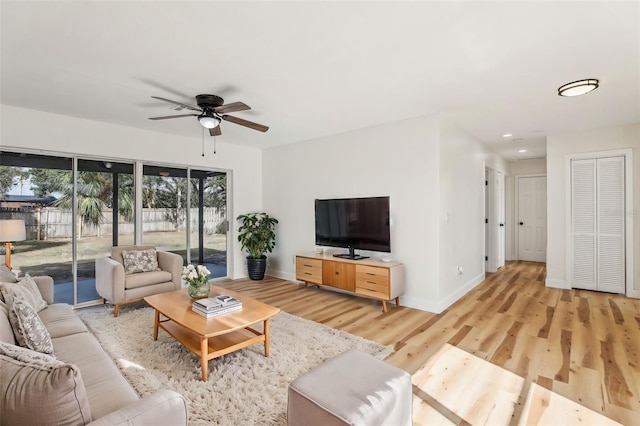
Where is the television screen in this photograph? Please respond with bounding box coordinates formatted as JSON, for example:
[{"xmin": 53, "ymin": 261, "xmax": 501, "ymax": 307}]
[{"xmin": 315, "ymin": 196, "xmax": 390, "ymax": 257}]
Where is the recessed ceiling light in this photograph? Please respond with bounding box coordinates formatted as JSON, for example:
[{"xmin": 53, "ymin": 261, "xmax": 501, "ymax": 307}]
[
  {"xmin": 558, "ymin": 79, "xmax": 599, "ymax": 97},
  {"xmin": 502, "ymin": 133, "xmax": 512, "ymax": 138},
  {"xmin": 518, "ymin": 149, "xmax": 527, "ymax": 153}
]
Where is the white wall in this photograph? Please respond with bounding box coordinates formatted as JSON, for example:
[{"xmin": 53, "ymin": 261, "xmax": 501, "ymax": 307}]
[
  {"xmin": 262, "ymin": 115, "xmax": 442, "ymax": 310},
  {"xmin": 0, "ymin": 105, "xmax": 263, "ymax": 279},
  {"xmin": 262, "ymin": 113, "xmax": 510, "ymax": 313},
  {"xmin": 438, "ymin": 119, "xmax": 509, "ymax": 310},
  {"xmin": 546, "ymin": 124, "xmax": 639, "ymax": 294}
]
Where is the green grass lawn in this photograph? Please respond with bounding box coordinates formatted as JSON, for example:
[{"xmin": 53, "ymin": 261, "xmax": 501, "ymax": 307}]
[{"xmin": 7, "ymin": 232, "xmax": 227, "ymax": 282}]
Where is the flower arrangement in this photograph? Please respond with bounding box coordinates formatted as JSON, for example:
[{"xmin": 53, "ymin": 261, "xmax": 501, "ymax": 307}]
[{"xmin": 182, "ymin": 264, "xmax": 211, "ymax": 298}]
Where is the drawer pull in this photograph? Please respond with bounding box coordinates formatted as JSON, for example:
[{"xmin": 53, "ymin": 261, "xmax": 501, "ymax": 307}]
[
  {"xmin": 304, "ymin": 264, "xmax": 313, "ymax": 267},
  {"xmin": 305, "ymin": 272, "xmax": 312, "ymax": 275},
  {"xmin": 367, "ymin": 280, "xmax": 376, "ymax": 285},
  {"xmin": 366, "ymin": 272, "xmax": 376, "ymax": 276}
]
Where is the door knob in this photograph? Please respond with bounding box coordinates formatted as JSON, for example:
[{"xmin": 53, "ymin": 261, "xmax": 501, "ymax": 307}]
[
  {"xmin": 499, "ymin": 223, "xmax": 504, "ymax": 227},
  {"xmin": 519, "ymin": 222, "xmax": 524, "ymax": 225}
]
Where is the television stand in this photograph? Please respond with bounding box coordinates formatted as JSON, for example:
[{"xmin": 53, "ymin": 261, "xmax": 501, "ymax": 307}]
[
  {"xmin": 295, "ymin": 253, "xmax": 405, "ymax": 313},
  {"xmin": 332, "ymin": 247, "xmax": 369, "ymax": 260},
  {"xmin": 333, "ymin": 253, "xmax": 369, "ymax": 260}
]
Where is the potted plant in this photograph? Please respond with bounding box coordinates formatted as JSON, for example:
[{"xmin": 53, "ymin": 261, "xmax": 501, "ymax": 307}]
[{"xmin": 236, "ymin": 212, "xmax": 278, "ymax": 280}]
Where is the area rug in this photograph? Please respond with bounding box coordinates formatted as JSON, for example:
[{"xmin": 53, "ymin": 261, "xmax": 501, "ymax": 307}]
[{"xmin": 77, "ymin": 306, "xmax": 393, "ymax": 425}]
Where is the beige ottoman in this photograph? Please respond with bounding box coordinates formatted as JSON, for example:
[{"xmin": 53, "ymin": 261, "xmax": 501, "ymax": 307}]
[{"xmin": 287, "ymin": 349, "xmax": 412, "ymax": 426}]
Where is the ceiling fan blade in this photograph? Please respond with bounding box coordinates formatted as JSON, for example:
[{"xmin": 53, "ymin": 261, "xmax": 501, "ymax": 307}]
[
  {"xmin": 209, "ymin": 126, "xmax": 222, "ymax": 136},
  {"xmin": 213, "ymin": 102, "xmax": 251, "ymax": 114},
  {"xmin": 148, "ymin": 114, "xmax": 198, "ymax": 120},
  {"xmin": 151, "ymin": 96, "xmax": 201, "ymax": 112},
  {"xmin": 222, "ymin": 115, "xmax": 269, "ymax": 132}
]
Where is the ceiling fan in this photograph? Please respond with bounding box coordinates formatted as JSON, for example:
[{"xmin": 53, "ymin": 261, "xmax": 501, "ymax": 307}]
[{"xmin": 148, "ymin": 94, "xmax": 269, "ymax": 136}]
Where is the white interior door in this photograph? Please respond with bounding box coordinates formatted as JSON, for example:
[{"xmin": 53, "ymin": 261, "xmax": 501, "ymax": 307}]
[
  {"xmin": 571, "ymin": 160, "xmax": 597, "ymax": 289},
  {"xmin": 495, "ymin": 171, "xmax": 505, "ymax": 269},
  {"xmin": 518, "ymin": 176, "xmax": 547, "ymax": 262},
  {"xmin": 570, "ymin": 156, "xmax": 625, "ymax": 293}
]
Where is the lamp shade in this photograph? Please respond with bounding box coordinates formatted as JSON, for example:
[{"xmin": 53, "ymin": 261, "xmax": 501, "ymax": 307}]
[{"xmin": 0, "ymin": 219, "xmax": 26, "ymax": 242}]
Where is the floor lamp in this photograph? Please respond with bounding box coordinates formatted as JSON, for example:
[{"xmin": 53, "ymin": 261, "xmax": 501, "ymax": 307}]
[{"xmin": 0, "ymin": 219, "xmax": 26, "ymax": 269}]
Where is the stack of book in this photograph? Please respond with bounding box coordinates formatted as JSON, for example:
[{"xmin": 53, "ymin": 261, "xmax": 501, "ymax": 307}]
[{"xmin": 192, "ymin": 295, "xmax": 243, "ymax": 318}]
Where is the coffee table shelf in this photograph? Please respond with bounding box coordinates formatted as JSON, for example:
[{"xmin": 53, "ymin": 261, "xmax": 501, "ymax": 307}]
[{"xmin": 161, "ymin": 320, "xmax": 264, "ymax": 360}]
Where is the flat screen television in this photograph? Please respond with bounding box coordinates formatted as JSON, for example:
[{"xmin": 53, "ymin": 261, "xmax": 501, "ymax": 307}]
[{"xmin": 315, "ymin": 196, "xmax": 390, "ymax": 260}]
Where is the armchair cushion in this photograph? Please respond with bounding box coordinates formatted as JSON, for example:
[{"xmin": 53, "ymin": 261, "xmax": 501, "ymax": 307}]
[
  {"xmin": 125, "ymin": 270, "xmax": 173, "ymax": 289},
  {"xmin": 122, "ymin": 248, "xmax": 160, "ymax": 274}
]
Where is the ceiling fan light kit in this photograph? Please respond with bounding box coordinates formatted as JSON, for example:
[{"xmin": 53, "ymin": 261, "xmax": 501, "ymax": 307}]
[
  {"xmin": 149, "ymin": 94, "xmax": 269, "ymax": 136},
  {"xmin": 198, "ymin": 115, "xmax": 221, "ymax": 129},
  {"xmin": 558, "ymin": 79, "xmax": 599, "ymax": 97}
]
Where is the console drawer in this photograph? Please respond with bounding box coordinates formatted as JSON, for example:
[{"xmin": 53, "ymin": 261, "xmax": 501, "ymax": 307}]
[
  {"xmin": 355, "ymin": 265, "xmax": 390, "ymax": 299},
  {"xmin": 296, "ymin": 257, "xmax": 323, "ymax": 284}
]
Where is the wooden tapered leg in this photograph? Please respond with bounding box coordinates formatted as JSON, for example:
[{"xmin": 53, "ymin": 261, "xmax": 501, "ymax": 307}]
[
  {"xmin": 201, "ymin": 337, "xmax": 208, "ymax": 381},
  {"xmin": 395, "ymin": 296, "xmax": 401, "ymax": 307},
  {"xmin": 153, "ymin": 309, "xmax": 160, "ymax": 341},
  {"xmin": 264, "ymin": 319, "xmax": 271, "ymax": 357},
  {"xmin": 382, "ymin": 300, "xmax": 388, "ymax": 313},
  {"xmin": 113, "ymin": 304, "xmax": 120, "ymax": 317}
]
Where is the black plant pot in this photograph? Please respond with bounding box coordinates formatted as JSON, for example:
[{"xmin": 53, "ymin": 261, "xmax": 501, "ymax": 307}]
[{"xmin": 247, "ymin": 256, "xmax": 267, "ymax": 280}]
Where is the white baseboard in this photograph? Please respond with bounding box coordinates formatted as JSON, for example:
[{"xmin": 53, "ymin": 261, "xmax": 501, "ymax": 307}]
[
  {"xmin": 545, "ymin": 278, "xmax": 568, "ymax": 289},
  {"xmin": 403, "ymin": 273, "xmax": 486, "ymax": 314},
  {"xmin": 267, "ymin": 269, "xmax": 297, "ymax": 283}
]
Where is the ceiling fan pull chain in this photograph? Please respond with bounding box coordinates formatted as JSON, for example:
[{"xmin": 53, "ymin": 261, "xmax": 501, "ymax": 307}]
[
  {"xmin": 202, "ymin": 126, "xmax": 205, "ymax": 157},
  {"xmin": 214, "ymin": 135, "xmax": 217, "ymax": 154}
]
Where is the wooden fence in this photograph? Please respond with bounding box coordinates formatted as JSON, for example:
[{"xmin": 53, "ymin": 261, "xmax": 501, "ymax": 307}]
[{"xmin": 0, "ymin": 207, "xmax": 226, "ymax": 240}]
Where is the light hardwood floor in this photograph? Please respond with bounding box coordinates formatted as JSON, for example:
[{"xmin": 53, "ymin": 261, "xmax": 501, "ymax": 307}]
[{"xmin": 220, "ymin": 261, "xmax": 640, "ymax": 425}]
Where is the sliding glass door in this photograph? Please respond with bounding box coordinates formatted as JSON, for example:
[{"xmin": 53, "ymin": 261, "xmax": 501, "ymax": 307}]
[
  {"xmin": 0, "ymin": 152, "xmax": 75, "ymax": 303},
  {"xmin": 189, "ymin": 170, "xmax": 228, "ymax": 278},
  {"xmin": 75, "ymin": 159, "xmax": 134, "ymax": 303},
  {"xmin": 1, "ymin": 151, "xmax": 229, "ymax": 306}
]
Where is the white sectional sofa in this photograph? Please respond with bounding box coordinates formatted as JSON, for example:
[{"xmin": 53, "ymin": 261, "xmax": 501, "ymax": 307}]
[{"xmin": 0, "ymin": 273, "xmax": 188, "ymax": 425}]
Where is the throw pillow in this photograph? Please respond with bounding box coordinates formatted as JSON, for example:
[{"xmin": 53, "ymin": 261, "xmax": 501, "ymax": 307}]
[
  {"xmin": 0, "ymin": 341, "xmax": 92, "ymax": 425},
  {"xmin": 0, "ymin": 264, "xmax": 17, "ymax": 283},
  {"xmin": 8, "ymin": 298, "xmax": 55, "ymax": 356},
  {"xmin": 122, "ymin": 248, "xmax": 160, "ymax": 274},
  {"xmin": 0, "ymin": 274, "xmax": 48, "ymax": 312}
]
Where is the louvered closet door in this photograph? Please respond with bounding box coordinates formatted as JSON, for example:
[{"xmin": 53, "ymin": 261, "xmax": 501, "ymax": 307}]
[
  {"xmin": 571, "ymin": 159, "xmax": 597, "ymax": 290},
  {"xmin": 596, "ymin": 157, "xmax": 625, "ymax": 293},
  {"xmin": 571, "ymin": 156, "xmax": 625, "ymax": 293}
]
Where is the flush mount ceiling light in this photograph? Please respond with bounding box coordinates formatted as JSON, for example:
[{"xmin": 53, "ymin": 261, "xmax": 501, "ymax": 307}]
[
  {"xmin": 558, "ymin": 79, "xmax": 599, "ymax": 97},
  {"xmin": 502, "ymin": 133, "xmax": 512, "ymax": 138},
  {"xmin": 518, "ymin": 149, "xmax": 527, "ymax": 153},
  {"xmin": 198, "ymin": 114, "xmax": 221, "ymax": 129}
]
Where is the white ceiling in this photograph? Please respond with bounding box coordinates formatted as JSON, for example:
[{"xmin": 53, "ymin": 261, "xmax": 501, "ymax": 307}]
[{"xmin": 1, "ymin": 1, "xmax": 638, "ymax": 161}]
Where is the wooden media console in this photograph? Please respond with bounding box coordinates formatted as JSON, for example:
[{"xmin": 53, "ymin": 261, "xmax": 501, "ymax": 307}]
[{"xmin": 295, "ymin": 253, "xmax": 405, "ymax": 313}]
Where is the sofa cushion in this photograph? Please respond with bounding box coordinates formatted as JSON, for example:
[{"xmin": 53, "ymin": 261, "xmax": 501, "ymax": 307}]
[
  {"xmin": 52, "ymin": 333, "xmax": 139, "ymax": 420},
  {"xmin": 39, "ymin": 303, "xmax": 89, "ymax": 338},
  {"xmin": 0, "ymin": 303, "xmax": 16, "ymax": 345},
  {"xmin": 9, "ymin": 298, "xmax": 55, "ymax": 356},
  {"xmin": 0, "ymin": 264, "xmax": 17, "ymax": 283},
  {"xmin": 124, "ymin": 270, "xmax": 173, "ymax": 289},
  {"xmin": 122, "ymin": 249, "xmax": 160, "ymax": 274},
  {"xmin": 0, "ymin": 274, "xmax": 48, "ymax": 311},
  {"xmin": 0, "ymin": 341, "xmax": 92, "ymax": 425}
]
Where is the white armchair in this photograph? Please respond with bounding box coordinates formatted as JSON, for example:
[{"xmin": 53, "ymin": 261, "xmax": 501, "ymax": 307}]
[{"xmin": 96, "ymin": 245, "xmax": 183, "ymax": 316}]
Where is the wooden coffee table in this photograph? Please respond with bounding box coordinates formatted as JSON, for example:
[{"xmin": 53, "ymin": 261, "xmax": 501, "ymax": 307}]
[{"xmin": 144, "ymin": 285, "xmax": 280, "ymax": 381}]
